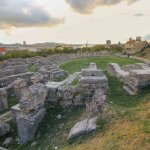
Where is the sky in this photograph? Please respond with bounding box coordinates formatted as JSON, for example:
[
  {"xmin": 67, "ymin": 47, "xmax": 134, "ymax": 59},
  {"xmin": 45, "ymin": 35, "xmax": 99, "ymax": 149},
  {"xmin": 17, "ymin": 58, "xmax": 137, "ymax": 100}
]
[{"xmin": 0, "ymin": 0, "xmax": 149, "ymax": 44}]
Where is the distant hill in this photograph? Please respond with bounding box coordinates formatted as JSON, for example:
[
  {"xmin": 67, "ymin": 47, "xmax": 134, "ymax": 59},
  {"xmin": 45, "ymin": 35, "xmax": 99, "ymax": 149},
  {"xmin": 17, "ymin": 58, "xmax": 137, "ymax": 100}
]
[{"xmin": 28, "ymin": 42, "xmax": 67, "ymax": 49}]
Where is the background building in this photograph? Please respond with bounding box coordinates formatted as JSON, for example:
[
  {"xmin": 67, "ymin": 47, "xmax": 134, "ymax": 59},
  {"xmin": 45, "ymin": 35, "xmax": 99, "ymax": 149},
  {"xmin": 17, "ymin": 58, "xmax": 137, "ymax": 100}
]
[{"xmin": 124, "ymin": 36, "xmax": 149, "ymax": 54}]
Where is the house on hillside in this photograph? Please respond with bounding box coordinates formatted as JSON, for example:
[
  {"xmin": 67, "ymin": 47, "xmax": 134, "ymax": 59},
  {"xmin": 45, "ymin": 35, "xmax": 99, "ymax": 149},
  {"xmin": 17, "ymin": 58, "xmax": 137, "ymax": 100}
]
[
  {"xmin": 0, "ymin": 47, "xmax": 6, "ymax": 55},
  {"xmin": 124, "ymin": 37, "xmax": 149, "ymax": 54}
]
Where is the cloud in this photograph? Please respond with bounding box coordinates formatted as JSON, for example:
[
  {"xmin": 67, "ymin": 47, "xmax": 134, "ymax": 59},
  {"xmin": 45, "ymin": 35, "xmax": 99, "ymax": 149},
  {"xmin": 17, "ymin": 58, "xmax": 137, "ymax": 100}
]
[
  {"xmin": 144, "ymin": 34, "xmax": 150, "ymax": 40},
  {"xmin": 65, "ymin": 0, "xmax": 140, "ymax": 14},
  {"xmin": 0, "ymin": 0, "xmax": 64, "ymax": 29},
  {"xmin": 133, "ymin": 13, "xmax": 143, "ymax": 17}
]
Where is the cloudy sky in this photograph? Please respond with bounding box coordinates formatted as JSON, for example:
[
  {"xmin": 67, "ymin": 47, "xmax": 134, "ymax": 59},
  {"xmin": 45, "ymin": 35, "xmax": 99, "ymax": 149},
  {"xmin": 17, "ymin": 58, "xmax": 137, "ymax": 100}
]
[{"xmin": 0, "ymin": 0, "xmax": 149, "ymax": 44}]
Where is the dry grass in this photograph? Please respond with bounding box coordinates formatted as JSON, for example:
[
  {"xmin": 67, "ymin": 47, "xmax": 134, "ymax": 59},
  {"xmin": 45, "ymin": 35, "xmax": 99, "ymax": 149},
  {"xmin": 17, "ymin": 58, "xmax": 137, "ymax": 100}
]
[{"xmin": 63, "ymin": 98, "xmax": 150, "ymax": 150}]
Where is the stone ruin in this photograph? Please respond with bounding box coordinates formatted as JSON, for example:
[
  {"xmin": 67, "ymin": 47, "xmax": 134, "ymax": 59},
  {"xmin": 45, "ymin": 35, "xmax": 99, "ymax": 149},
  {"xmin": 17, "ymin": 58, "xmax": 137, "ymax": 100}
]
[
  {"xmin": 45, "ymin": 63, "xmax": 108, "ymax": 140},
  {"xmin": 1, "ymin": 54, "xmax": 150, "ymax": 146},
  {"xmin": 0, "ymin": 52, "xmax": 129, "ymax": 147},
  {"xmin": 0, "ymin": 62, "xmax": 108, "ymax": 144},
  {"xmin": 68, "ymin": 63, "xmax": 108, "ymax": 140},
  {"xmin": 0, "ymin": 51, "xmax": 124, "ymax": 89},
  {"xmin": 108, "ymin": 63, "xmax": 150, "ymax": 95},
  {"xmin": 11, "ymin": 75, "xmax": 47, "ymax": 144}
]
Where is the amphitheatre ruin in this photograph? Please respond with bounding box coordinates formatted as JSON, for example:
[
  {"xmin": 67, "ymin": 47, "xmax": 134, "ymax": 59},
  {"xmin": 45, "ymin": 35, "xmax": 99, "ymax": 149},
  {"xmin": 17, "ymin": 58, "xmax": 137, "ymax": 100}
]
[{"xmin": 0, "ymin": 51, "xmax": 150, "ymax": 150}]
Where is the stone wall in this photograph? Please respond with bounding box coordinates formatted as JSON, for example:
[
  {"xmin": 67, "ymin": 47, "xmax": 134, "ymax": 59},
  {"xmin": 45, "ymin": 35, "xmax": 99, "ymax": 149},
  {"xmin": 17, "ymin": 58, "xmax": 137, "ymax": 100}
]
[
  {"xmin": 0, "ymin": 51, "xmax": 128, "ymax": 88},
  {"xmin": 108, "ymin": 63, "xmax": 150, "ymax": 95},
  {"xmin": 12, "ymin": 83, "xmax": 48, "ymax": 144},
  {"xmin": 68, "ymin": 63, "xmax": 108, "ymax": 140}
]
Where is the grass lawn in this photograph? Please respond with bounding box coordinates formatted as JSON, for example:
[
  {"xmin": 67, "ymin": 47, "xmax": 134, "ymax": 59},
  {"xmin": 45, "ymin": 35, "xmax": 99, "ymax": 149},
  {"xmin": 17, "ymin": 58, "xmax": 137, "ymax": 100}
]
[
  {"xmin": 3, "ymin": 56, "xmax": 150, "ymax": 150},
  {"xmin": 60, "ymin": 56, "xmax": 140, "ymax": 74}
]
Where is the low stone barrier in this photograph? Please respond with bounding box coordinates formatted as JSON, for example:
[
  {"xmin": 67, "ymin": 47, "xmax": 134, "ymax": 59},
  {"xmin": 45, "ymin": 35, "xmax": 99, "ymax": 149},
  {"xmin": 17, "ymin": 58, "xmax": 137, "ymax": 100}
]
[
  {"xmin": 0, "ymin": 72, "xmax": 34, "ymax": 88},
  {"xmin": 108, "ymin": 62, "xmax": 150, "ymax": 95}
]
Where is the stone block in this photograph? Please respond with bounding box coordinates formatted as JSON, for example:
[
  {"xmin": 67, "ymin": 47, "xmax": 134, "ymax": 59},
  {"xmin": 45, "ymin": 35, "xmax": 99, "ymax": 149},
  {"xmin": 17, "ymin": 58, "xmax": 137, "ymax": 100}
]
[
  {"xmin": 0, "ymin": 123, "xmax": 11, "ymax": 137},
  {"xmin": 19, "ymin": 83, "xmax": 48, "ymax": 113},
  {"xmin": 79, "ymin": 76, "xmax": 107, "ymax": 85},
  {"xmin": 13, "ymin": 78, "xmax": 27, "ymax": 100},
  {"xmin": 31, "ymin": 73, "xmax": 43, "ymax": 84},
  {"xmin": 0, "ymin": 89, "xmax": 8, "ymax": 110},
  {"xmin": 13, "ymin": 65, "xmax": 28, "ymax": 75},
  {"xmin": 81, "ymin": 69, "xmax": 104, "ymax": 77},
  {"xmin": 107, "ymin": 63, "xmax": 121, "ymax": 76},
  {"xmin": 16, "ymin": 108, "xmax": 45, "ymax": 144},
  {"xmin": 0, "ymin": 69, "xmax": 15, "ymax": 78},
  {"xmin": 68, "ymin": 117, "xmax": 97, "ymax": 140}
]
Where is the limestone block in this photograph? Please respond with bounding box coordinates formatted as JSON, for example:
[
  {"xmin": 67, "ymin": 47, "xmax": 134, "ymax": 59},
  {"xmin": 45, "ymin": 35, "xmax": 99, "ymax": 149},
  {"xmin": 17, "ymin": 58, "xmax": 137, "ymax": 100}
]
[
  {"xmin": 11, "ymin": 104, "xmax": 20, "ymax": 121},
  {"xmin": 57, "ymin": 86, "xmax": 76, "ymax": 100},
  {"xmin": 13, "ymin": 65, "xmax": 28, "ymax": 75},
  {"xmin": 19, "ymin": 83, "xmax": 48, "ymax": 113},
  {"xmin": 108, "ymin": 63, "xmax": 129, "ymax": 81},
  {"xmin": 0, "ymin": 72, "xmax": 34, "ymax": 88},
  {"xmin": 57, "ymin": 86, "xmax": 76, "ymax": 108},
  {"xmin": 81, "ymin": 69, "xmax": 104, "ymax": 77},
  {"xmin": 79, "ymin": 76, "xmax": 108, "ymax": 85},
  {"xmin": 86, "ymin": 89, "xmax": 107, "ymax": 114},
  {"xmin": 38, "ymin": 68, "xmax": 50, "ymax": 82},
  {"xmin": 13, "ymin": 78, "xmax": 27, "ymax": 100},
  {"xmin": 0, "ymin": 69, "xmax": 15, "ymax": 78},
  {"xmin": 0, "ymin": 89, "xmax": 8, "ymax": 110},
  {"xmin": 68, "ymin": 117, "xmax": 97, "ymax": 140},
  {"xmin": 0, "ymin": 61, "xmax": 11, "ymax": 70},
  {"xmin": 52, "ymin": 70, "xmax": 67, "ymax": 79},
  {"xmin": 89, "ymin": 63, "xmax": 97, "ymax": 70},
  {"xmin": 16, "ymin": 108, "xmax": 45, "ymax": 144},
  {"xmin": 45, "ymin": 82, "xmax": 62, "ymax": 103},
  {"xmin": 31, "ymin": 73, "xmax": 43, "ymax": 84},
  {"xmin": 116, "ymin": 70, "xmax": 129, "ymax": 81},
  {"xmin": 122, "ymin": 63, "xmax": 149, "ymax": 72},
  {"xmin": 0, "ymin": 123, "xmax": 11, "ymax": 137}
]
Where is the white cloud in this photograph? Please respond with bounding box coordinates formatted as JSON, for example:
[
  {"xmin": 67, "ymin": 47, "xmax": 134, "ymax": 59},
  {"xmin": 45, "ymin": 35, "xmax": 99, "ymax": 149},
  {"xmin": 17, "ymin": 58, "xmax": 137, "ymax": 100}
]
[{"xmin": 0, "ymin": 0, "xmax": 64, "ymax": 29}]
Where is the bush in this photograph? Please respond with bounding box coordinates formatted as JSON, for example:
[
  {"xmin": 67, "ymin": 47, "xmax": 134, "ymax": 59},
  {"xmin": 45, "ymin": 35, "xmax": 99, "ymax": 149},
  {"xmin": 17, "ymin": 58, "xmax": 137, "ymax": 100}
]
[
  {"xmin": 91, "ymin": 45, "xmax": 108, "ymax": 52},
  {"xmin": 0, "ymin": 44, "xmax": 124, "ymax": 62}
]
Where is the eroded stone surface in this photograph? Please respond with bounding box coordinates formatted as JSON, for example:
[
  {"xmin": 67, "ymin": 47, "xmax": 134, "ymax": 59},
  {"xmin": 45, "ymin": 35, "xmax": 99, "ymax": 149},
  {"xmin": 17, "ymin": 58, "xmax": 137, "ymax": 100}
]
[
  {"xmin": 31, "ymin": 73, "xmax": 43, "ymax": 84},
  {"xmin": 68, "ymin": 117, "xmax": 97, "ymax": 140},
  {"xmin": 19, "ymin": 83, "xmax": 47, "ymax": 113},
  {"xmin": 12, "ymin": 78, "xmax": 27, "ymax": 100},
  {"xmin": 0, "ymin": 89, "xmax": 8, "ymax": 110},
  {"xmin": 16, "ymin": 108, "xmax": 45, "ymax": 144},
  {"xmin": 0, "ymin": 123, "xmax": 10, "ymax": 137}
]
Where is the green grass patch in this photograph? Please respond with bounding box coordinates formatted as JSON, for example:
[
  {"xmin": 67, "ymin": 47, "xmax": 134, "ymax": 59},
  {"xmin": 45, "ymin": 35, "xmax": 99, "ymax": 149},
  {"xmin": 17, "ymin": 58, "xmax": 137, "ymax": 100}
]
[
  {"xmin": 60, "ymin": 56, "xmax": 140, "ymax": 74},
  {"xmin": 28, "ymin": 64, "xmax": 37, "ymax": 72},
  {"xmin": 71, "ymin": 76, "xmax": 79, "ymax": 86},
  {"xmin": 108, "ymin": 75, "xmax": 150, "ymax": 108}
]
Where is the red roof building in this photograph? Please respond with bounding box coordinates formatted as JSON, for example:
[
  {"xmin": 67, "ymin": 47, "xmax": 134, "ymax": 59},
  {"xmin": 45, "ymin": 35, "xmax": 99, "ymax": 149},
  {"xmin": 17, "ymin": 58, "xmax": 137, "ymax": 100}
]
[{"xmin": 0, "ymin": 48, "xmax": 6, "ymax": 54}]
